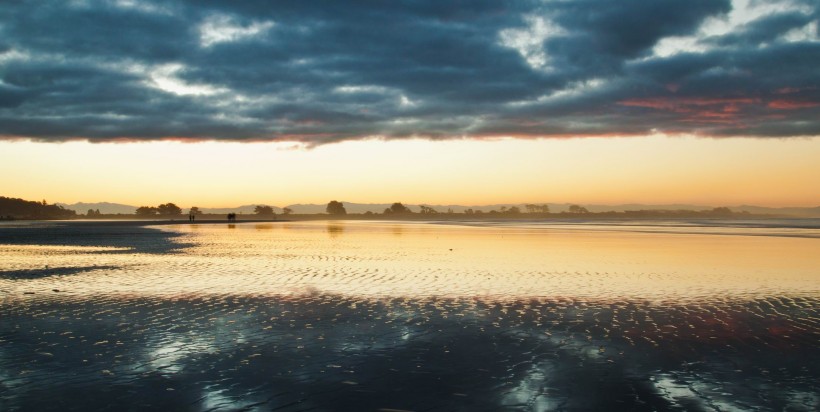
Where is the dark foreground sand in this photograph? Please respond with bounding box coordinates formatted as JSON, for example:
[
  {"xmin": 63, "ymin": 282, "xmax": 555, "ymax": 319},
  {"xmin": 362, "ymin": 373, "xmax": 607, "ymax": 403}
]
[{"xmin": 1, "ymin": 221, "xmax": 818, "ymax": 411}]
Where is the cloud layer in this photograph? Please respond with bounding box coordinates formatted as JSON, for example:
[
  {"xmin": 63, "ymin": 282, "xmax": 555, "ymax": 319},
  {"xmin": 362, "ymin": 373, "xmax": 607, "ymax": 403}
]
[{"xmin": 1, "ymin": 0, "xmax": 818, "ymax": 144}]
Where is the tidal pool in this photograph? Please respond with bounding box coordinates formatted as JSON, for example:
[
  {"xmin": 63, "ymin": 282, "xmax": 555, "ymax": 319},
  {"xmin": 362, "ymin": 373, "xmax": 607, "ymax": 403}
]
[{"xmin": 1, "ymin": 220, "xmax": 818, "ymax": 411}]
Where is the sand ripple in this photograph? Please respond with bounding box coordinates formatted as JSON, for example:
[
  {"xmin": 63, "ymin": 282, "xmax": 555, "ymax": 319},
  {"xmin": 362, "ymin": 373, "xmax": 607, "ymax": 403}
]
[{"xmin": 0, "ymin": 221, "xmax": 818, "ymax": 410}]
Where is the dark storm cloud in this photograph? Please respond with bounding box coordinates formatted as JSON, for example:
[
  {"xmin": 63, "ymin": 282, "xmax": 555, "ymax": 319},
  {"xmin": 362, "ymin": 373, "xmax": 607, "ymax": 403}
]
[{"xmin": 0, "ymin": 0, "xmax": 818, "ymax": 144}]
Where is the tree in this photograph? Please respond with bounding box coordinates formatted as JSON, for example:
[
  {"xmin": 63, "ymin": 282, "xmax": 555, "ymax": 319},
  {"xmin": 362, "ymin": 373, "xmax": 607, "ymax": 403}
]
[
  {"xmin": 385, "ymin": 202, "xmax": 411, "ymax": 214},
  {"xmin": 419, "ymin": 205, "xmax": 438, "ymax": 214},
  {"xmin": 526, "ymin": 204, "xmax": 550, "ymax": 213},
  {"xmin": 711, "ymin": 207, "xmax": 732, "ymax": 215},
  {"xmin": 157, "ymin": 203, "xmax": 182, "ymax": 216},
  {"xmin": 0, "ymin": 196, "xmax": 76, "ymax": 219},
  {"xmin": 282, "ymin": 207, "xmax": 293, "ymax": 215},
  {"xmin": 568, "ymin": 204, "xmax": 589, "ymax": 213},
  {"xmin": 326, "ymin": 200, "xmax": 347, "ymax": 215},
  {"xmin": 507, "ymin": 206, "xmax": 521, "ymax": 214},
  {"xmin": 254, "ymin": 205, "xmax": 275, "ymax": 215},
  {"xmin": 189, "ymin": 206, "xmax": 202, "ymax": 216},
  {"xmin": 135, "ymin": 206, "xmax": 158, "ymax": 216}
]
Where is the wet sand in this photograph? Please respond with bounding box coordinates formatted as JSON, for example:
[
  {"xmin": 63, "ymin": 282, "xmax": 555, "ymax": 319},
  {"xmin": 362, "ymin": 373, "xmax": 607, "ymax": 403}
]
[{"xmin": 1, "ymin": 220, "xmax": 818, "ymax": 411}]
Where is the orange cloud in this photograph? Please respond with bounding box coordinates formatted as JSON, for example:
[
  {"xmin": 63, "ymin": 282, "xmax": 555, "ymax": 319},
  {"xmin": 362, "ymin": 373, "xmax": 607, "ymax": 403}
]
[
  {"xmin": 618, "ymin": 97, "xmax": 760, "ymax": 125},
  {"xmin": 618, "ymin": 97, "xmax": 760, "ymax": 112},
  {"xmin": 767, "ymin": 100, "xmax": 820, "ymax": 110}
]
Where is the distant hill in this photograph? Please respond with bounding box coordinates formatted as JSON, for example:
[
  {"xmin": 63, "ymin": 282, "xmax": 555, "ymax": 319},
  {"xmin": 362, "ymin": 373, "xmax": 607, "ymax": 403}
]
[
  {"xmin": 198, "ymin": 205, "xmax": 282, "ymax": 215},
  {"xmin": 728, "ymin": 205, "xmax": 820, "ymax": 217},
  {"xmin": 1, "ymin": 196, "xmax": 77, "ymax": 219},
  {"xmin": 57, "ymin": 202, "xmax": 137, "ymax": 214}
]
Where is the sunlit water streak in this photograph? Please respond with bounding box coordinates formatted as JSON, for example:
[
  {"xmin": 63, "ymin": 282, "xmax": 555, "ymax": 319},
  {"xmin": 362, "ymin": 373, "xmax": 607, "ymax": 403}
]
[{"xmin": 1, "ymin": 220, "xmax": 818, "ymax": 411}]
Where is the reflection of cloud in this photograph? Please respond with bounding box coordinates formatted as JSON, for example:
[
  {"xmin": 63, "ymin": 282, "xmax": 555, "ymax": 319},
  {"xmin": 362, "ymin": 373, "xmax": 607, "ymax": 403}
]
[
  {"xmin": 140, "ymin": 340, "xmax": 189, "ymax": 375},
  {"xmin": 500, "ymin": 361, "xmax": 558, "ymax": 410},
  {"xmin": 2, "ymin": 290, "xmax": 817, "ymax": 410}
]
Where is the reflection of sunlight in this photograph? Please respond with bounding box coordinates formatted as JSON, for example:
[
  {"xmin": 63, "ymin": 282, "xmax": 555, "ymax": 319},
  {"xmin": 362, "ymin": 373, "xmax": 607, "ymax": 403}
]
[{"xmin": 2, "ymin": 221, "xmax": 818, "ymax": 301}]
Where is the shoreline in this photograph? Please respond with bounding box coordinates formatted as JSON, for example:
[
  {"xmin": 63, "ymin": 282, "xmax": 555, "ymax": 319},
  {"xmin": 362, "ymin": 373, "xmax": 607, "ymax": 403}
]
[
  {"xmin": 2, "ymin": 216, "xmax": 819, "ymax": 228},
  {"xmin": 0, "ymin": 218, "xmax": 287, "ymax": 227}
]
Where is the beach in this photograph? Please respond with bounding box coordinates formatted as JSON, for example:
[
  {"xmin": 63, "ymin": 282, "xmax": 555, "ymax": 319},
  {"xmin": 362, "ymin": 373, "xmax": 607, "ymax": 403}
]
[{"xmin": 1, "ymin": 220, "xmax": 818, "ymax": 410}]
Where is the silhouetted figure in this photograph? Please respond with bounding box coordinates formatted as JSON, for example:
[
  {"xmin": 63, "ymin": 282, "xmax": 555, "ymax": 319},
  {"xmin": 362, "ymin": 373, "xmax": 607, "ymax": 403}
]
[{"xmin": 227, "ymin": 213, "xmax": 236, "ymax": 222}]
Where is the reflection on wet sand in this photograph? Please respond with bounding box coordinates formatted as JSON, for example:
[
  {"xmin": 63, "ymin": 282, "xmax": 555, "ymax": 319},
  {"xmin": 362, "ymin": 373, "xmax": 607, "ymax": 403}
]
[
  {"xmin": 0, "ymin": 221, "xmax": 818, "ymax": 410},
  {"xmin": 3, "ymin": 221, "xmax": 817, "ymax": 300},
  {"xmin": 326, "ymin": 223, "xmax": 345, "ymax": 238}
]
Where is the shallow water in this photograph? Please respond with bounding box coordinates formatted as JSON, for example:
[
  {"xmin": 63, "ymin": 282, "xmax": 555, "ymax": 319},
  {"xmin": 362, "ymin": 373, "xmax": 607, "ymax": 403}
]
[{"xmin": 1, "ymin": 220, "xmax": 818, "ymax": 411}]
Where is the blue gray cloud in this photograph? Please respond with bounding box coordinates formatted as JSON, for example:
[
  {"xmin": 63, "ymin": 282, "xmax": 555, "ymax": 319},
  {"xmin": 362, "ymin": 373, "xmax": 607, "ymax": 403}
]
[{"xmin": 0, "ymin": 0, "xmax": 818, "ymax": 144}]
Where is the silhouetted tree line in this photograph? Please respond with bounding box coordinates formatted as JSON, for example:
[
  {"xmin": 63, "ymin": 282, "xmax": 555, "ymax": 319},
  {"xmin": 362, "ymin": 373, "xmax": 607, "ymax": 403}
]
[
  {"xmin": 617, "ymin": 207, "xmax": 744, "ymax": 217},
  {"xmin": 568, "ymin": 204, "xmax": 589, "ymax": 213},
  {"xmin": 525, "ymin": 204, "xmax": 550, "ymax": 213},
  {"xmin": 135, "ymin": 203, "xmax": 182, "ymax": 216},
  {"xmin": 0, "ymin": 196, "xmax": 76, "ymax": 220},
  {"xmin": 317, "ymin": 200, "xmax": 747, "ymax": 219},
  {"xmin": 326, "ymin": 200, "xmax": 347, "ymax": 215},
  {"xmin": 254, "ymin": 205, "xmax": 275, "ymax": 216},
  {"xmin": 384, "ymin": 202, "xmax": 411, "ymax": 214}
]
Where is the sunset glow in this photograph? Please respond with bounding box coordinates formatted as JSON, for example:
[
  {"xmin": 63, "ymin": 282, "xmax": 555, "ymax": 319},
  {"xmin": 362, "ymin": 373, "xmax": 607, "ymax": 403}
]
[
  {"xmin": 2, "ymin": 136, "xmax": 818, "ymax": 208},
  {"xmin": 1, "ymin": 0, "xmax": 818, "ymax": 209}
]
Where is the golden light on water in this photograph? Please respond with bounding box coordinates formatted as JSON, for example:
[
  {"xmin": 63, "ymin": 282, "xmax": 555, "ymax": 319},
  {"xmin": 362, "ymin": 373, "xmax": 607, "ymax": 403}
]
[{"xmin": 4, "ymin": 221, "xmax": 818, "ymax": 300}]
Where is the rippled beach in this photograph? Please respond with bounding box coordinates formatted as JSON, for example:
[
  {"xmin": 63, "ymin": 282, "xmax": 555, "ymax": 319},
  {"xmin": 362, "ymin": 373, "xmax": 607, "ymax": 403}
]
[{"xmin": 1, "ymin": 220, "xmax": 818, "ymax": 411}]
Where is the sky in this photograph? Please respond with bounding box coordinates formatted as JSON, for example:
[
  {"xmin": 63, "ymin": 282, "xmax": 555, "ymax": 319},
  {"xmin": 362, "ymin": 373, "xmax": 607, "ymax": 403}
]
[{"xmin": 1, "ymin": 0, "xmax": 819, "ymax": 207}]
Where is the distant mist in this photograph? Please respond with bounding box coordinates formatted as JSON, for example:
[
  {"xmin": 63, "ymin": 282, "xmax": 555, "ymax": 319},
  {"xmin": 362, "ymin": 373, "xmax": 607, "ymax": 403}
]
[{"xmin": 55, "ymin": 201, "xmax": 820, "ymax": 217}]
